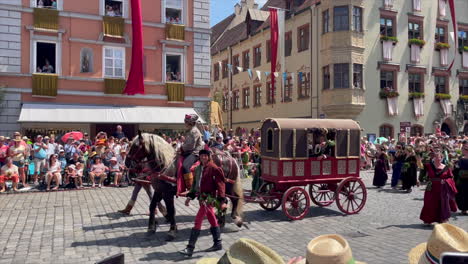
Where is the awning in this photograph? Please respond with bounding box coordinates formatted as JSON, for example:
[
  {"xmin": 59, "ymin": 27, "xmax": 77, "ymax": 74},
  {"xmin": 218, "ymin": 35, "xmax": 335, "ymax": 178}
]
[{"xmin": 18, "ymin": 103, "xmax": 204, "ymax": 124}]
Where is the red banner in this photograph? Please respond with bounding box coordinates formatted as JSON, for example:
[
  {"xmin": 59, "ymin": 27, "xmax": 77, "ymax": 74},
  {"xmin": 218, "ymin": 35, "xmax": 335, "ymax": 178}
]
[
  {"xmin": 447, "ymin": 0, "xmax": 456, "ymax": 71},
  {"xmin": 270, "ymin": 8, "xmax": 278, "ymax": 103},
  {"xmin": 123, "ymin": 0, "xmax": 145, "ymax": 95}
]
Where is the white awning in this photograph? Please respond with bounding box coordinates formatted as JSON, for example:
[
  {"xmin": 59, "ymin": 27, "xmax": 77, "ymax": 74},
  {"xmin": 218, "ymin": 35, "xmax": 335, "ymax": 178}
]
[{"xmin": 18, "ymin": 103, "xmax": 204, "ymax": 124}]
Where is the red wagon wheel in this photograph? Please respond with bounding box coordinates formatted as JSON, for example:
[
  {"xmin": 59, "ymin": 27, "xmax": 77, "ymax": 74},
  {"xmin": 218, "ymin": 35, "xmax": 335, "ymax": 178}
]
[
  {"xmin": 309, "ymin": 183, "xmax": 336, "ymax": 207},
  {"xmin": 258, "ymin": 182, "xmax": 281, "ymax": 211},
  {"xmin": 336, "ymin": 177, "xmax": 367, "ymax": 215},
  {"xmin": 281, "ymin": 187, "xmax": 310, "ymax": 221}
]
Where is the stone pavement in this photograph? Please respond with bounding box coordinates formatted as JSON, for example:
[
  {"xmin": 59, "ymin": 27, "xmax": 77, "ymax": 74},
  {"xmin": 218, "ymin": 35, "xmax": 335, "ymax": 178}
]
[{"xmin": 0, "ymin": 171, "xmax": 467, "ymax": 264}]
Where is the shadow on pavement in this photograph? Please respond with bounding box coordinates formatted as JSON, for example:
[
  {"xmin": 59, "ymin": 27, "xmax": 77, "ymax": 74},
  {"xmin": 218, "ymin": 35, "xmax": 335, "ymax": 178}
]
[
  {"xmin": 376, "ymin": 224, "xmax": 433, "ymax": 230},
  {"xmin": 83, "ymin": 215, "xmax": 197, "ymax": 232},
  {"xmin": 140, "ymin": 251, "xmax": 202, "ymax": 262},
  {"xmin": 242, "ymin": 206, "xmax": 342, "ymax": 223}
]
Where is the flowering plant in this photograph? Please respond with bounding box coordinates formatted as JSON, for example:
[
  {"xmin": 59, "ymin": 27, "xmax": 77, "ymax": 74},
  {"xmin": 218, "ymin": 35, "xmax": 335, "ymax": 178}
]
[{"xmin": 379, "ymin": 87, "xmax": 399, "ymax": 99}]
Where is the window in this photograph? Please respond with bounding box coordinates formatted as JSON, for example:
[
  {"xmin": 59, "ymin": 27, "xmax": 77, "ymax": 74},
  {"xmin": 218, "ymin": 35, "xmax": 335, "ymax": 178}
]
[
  {"xmin": 222, "ymin": 59, "xmax": 228, "ymax": 79},
  {"xmin": 353, "ymin": 64, "xmax": 363, "ymax": 89},
  {"xmin": 242, "ymin": 50, "xmax": 250, "ymax": 71},
  {"xmin": 35, "ymin": 0, "xmax": 58, "ymax": 9},
  {"xmin": 222, "ymin": 94, "xmax": 228, "ymax": 111},
  {"xmin": 232, "ymin": 55, "xmax": 239, "ymax": 75},
  {"xmin": 284, "ymin": 77, "xmax": 292, "ymax": 102},
  {"xmin": 254, "ymin": 84, "xmax": 262, "ymax": 106},
  {"xmin": 285, "ymin": 31, "xmax": 292, "ymax": 57},
  {"xmin": 165, "ymin": 53, "xmax": 183, "ymax": 82},
  {"xmin": 460, "ymin": 79, "xmax": 468, "ymax": 96},
  {"xmin": 104, "ymin": 46, "xmax": 125, "ymax": 78},
  {"xmin": 435, "ymin": 76, "xmax": 447, "ymax": 93},
  {"xmin": 233, "ymin": 90, "xmax": 240, "ymax": 110},
  {"xmin": 298, "ymin": 72, "xmax": 310, "ymax": 98},
  {"xmin": 435, "ymin": 26, "xmax": 446, "ymax": 43},
  {"xmin": 266, "ymin": 81, "xmax": 275, "ymax": 104},
  {"xmin": 380, "ymin": 17, "xmax": 394, "ymax": 37},
  {"xmin": 213, "ymin": 63, "xmax": 220, "ymax": 81},
  {"xmin": 409, "ymin": 73, "xmax": 423, "ymax": 93},
  {"xmin": 379, "ymin": 124, "xmax": 394, "ymax": 138},
  {"xmin": 410, "ymin": 125, "xmax": 424, "ymax": 137},
  {"xmin": 408, "ymin": 22, "xmax": 422, "ymax": 39},
  {"xmin": 459, "ymin": 30, "xmax": 467, "ymax": 51},
  {"xmin": 334, "ymin": 6, "xmax": 349, "ymax": 31},
  {"xmin": 242, "ymin": 88, "xmax": 250, "ymax": 108},
  {"xmin": 323, "ymin": 66, "xmax": 330, "ymax": 90},
  {"xmin": 380, "ymin": 71, "xmax": 394, "ymax": 90},
  {"xmin": 266, "ymin": 128, "xmax": 274, "ymax": 152},
  {"xmin": 298, "ymin": 25, "xmax": 309, "ymax": 52},
  {"xmin": 334, "ymin": 63, "xmax": 349, "ymax": 88},
  {"xmin": 80, "ymin": 48, "xmax": 93, "ymax": 73},
  {"xmin": 266, "ymin": 40, "xmax": 271, "ymax": 62},
  {"xmin": 352, "ymin": 7, "xmax": 362, "ymax": 32},
  {"xmin": 105, "ymin": 0, "xmax": 123, "ymax": 17},
  {"xmin": 253, "ymin": 45, "xmax": 261, "ymax": 68},
  {"xmin": 165, "ymin": 0, "xmax": 183, "ymax": 24},
  {"xmin": 323, "ymin": 10, "xmax": 329, "ymax": 34},
  {"xmin": 35, "ymin": 41, "xmax": 56, "ymax": 74}
]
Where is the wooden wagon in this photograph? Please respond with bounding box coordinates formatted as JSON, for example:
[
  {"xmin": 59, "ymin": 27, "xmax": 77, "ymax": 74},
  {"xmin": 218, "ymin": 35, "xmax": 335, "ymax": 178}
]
[{"xmin": 248, "ymin": 118, "xmax": 367, "ymax": 220}]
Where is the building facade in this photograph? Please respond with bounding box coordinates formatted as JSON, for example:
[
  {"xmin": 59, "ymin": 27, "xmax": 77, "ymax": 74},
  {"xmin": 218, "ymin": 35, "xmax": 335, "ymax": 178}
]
[
  {"xmin": 0, "ymin": 0, "xmax": 211, "ymax": 138},
  {"xmin": 211, "ymin": 0, "xmax": 468, "ymax": 137}
]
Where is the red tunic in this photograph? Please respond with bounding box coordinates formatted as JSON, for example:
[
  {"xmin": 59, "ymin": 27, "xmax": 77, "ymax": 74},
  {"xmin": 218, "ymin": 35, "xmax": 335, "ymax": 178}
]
[{"xmin": 420, "ymin": 163, "xmax": 458, "ymax": 224}]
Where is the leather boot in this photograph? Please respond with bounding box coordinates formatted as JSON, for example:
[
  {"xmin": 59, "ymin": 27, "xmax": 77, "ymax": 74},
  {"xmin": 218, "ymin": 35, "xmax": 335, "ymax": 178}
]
[
  {"xmin": 165, "ymin": 225, "xmax": 177, "ymax": 241},
  {"xmin": 118, "ymin": 201, "xmax": 134, "ymax": 215},
  {"xmin": 204, "ymin": 226, "xmax": 222, "ymax": 252},
  {"xmin": 183, "ymin": 172, "xmax": 193, "ymax": 190},
  {"xmin": 179, "ymin": 228, "xmax": 200, "ymax": 257},
  {"xmin": 147, "ymin": 217, "xmax": 158, "ymax": 234}
]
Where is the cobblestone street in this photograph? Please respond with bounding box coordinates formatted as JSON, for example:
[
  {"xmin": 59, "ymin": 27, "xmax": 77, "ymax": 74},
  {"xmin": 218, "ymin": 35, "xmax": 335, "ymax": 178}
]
[{"xmin": 0, "ymin": 171, "xmax": 467, "ymax": 264}]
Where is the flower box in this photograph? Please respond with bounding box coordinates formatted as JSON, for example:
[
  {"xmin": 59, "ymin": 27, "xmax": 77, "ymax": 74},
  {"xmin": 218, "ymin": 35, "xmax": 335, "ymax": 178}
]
[
  {"xmin": 379, "ymin": 89, "xmax": 399, "ymax": 99},
  {"xmin": 409, "ymin": 92, "xmax": 425, "ymax": 99},
  {"xmin": 435, "ymin": 93, "xmax": 451, "ymax": 101},
  {"xmin": 408, "ymin": 39, "xmax": 426, "ymax": 47},
  {"xmin": 460, "ymin": 95, "xmax": 468, "ymax": 101},
  {"xmin": 380, "ymin": 36, "xmax": 398, "ymax": 43},
  {"xmin": 436, "ymin": 42, "xmax": 450, "ymax": 50}
]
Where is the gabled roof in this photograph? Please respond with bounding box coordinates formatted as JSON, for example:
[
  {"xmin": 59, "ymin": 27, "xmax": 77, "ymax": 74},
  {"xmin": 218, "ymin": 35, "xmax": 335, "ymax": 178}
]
[{"xmin": 211, "ymin": 13, "xmax": 236, "ymax": 46}]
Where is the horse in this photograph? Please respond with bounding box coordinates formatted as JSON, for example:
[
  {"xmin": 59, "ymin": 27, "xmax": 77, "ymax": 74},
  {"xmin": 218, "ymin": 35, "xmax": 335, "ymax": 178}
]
[{"xmin": 125, "ymin": 132, "xmax": 244, "ymax": 240}]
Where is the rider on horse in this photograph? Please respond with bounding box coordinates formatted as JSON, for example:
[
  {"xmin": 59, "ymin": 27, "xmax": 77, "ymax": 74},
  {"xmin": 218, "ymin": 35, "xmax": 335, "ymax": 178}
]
[{"xmin": 180, "ymin": 114, "xmax": 205, "ymax": 193}]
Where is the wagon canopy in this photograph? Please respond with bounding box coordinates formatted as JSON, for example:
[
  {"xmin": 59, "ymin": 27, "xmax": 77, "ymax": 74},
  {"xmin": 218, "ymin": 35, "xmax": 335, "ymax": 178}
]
[{"xmin": 261, "ymin": 118, "xmax": 361, "ymax": 159}]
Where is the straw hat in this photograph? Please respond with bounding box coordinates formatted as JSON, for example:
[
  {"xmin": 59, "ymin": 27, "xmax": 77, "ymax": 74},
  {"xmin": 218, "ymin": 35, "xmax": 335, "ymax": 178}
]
[
  {"xmin": 196, "ymin": 238, "xmax": 285, "ymax": 264},
  {"xmin": 408, "ymin": 223, "xmax": 468, "ymax": 264},
  {"xmin": 110, "ymin": 157, "xmax": 117, "ymax": 162},
  {"xmin": 297, "ymin": 234, "xmax": 365, "ymax": 264}
]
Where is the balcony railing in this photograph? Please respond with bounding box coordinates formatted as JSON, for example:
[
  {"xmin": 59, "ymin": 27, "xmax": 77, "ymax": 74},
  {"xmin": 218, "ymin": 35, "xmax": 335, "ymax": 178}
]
[
  {"xmin": 166, "ymin": 82, "xmax": 185, "ymax": 102},
  {"xmin": 165, "ymin": 23, "xmax": 185, "ymax": 41},
  {"xmin": 103, "ymin": 16, "xmax": 125, "ymax": 37},
  {"xmin": 104, "ymin": 78, "xmax": 126, "ymax": 94},
  {"xmin": 32, "ymin": 73, "xmax": 58, "ymax": 97},
  {"xmin": 33, "ymin": 8, "xmax": 59, "ymax": 30}
]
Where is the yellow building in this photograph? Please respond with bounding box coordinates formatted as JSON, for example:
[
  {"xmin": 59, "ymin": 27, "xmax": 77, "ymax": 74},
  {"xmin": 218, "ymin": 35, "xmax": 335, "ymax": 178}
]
[{"xmin": 211, "ymin": 0, "xmax": 468, "ymax": 137}]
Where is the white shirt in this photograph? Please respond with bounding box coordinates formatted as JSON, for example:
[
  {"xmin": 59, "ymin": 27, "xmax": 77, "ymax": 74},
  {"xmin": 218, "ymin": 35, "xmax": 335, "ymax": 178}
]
[{"xmin": 46, "ymin": 143, "xmax": 57, "ymax": 158}]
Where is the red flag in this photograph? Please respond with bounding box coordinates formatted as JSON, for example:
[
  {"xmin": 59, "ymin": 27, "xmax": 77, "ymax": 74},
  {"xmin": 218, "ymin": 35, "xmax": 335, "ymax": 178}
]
[
  {"xmin": 270, "ymin": 8, "xmax": 278, "ymax": 103},
  {"xmin": 447, "ymin": 0, "xmax": 457, "ymax": 71},
  {"xmin": 123, "ymin": 0, "xmax": 145, "ymax": 95}
]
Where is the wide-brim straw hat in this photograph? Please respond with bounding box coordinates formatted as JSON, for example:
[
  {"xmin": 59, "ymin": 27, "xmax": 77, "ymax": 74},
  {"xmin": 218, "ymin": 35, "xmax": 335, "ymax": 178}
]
[
  {"xmin": 408, "ymin": 223, "xmax": 468, "ymax": 264},
  {"xmin": 196, "ymin": 238, "xmax": 285, "ymax": 264},
  {"xmin": 297, "ymin": 234, "xmax": 365, "ymax": 264}
]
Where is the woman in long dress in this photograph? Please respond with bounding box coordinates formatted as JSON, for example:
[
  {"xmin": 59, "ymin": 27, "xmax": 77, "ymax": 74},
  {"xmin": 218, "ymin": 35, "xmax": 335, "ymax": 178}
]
[
  {"xmin": 454, "ymin": 142, "xmax": 468, "ymax": 215},
  {"xmin": 401, "ymin": 147, "xmax": 418, "ymax": 193},
  {"xmin": 373, "ymin": 146, "xmax": 389, "ymax": 188},
  {"xmin": 420, "ymin": 152, "xmax": 458, "ymax": 224},
  {"xmin": 391, "ymin": 145, "xmax": 405, "ymax": 188}
]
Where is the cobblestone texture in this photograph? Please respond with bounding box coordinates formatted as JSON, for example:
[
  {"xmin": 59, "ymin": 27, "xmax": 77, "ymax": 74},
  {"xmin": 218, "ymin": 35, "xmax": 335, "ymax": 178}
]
[{"xmin": 0, "ymin": 171, "xmax": 467, "ymax": 264}]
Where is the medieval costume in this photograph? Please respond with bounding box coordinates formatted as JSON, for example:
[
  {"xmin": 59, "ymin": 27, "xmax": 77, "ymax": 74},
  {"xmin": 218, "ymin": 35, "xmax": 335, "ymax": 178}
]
[
  {"xmin": 454, "ymin": 156, "xmax": 468, "ymax": 214},
  {"xmin": 391, "ymin": 148, "xmax": 406, "ymax": 188},
  {"xmin": 420, "ymin": 160, "xmax": 458, "ymax": 224},
  {"xmin": 180, "ymin": 114, "xmax": 205, "ymax": 192},
  {"xmin": 401, "ymin": 151, "xmax": 418, "ymax": 192},
  {"xmin": 179, "ymin": 149, "xmax": 226, "ymax": 257},
  {"xmin": 373, "ymin": 149, "xmax": 389, "ymax": 188}
]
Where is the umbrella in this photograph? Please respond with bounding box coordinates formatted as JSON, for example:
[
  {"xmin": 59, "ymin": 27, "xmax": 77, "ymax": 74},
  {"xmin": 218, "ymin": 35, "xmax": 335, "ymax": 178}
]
[
  {"xmin": 61, "ymin": 131, "xmax": 83, "ymax": 143},
  {"xmin": 374, "ymin": 137, "xmax": 389, "ymax": 144}
]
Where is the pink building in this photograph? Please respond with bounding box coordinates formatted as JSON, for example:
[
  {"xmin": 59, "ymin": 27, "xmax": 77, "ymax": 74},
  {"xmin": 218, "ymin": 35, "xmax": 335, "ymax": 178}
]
[{"xmin": 0, "ymin": 0, "xmax": 211, "ymax": 138}]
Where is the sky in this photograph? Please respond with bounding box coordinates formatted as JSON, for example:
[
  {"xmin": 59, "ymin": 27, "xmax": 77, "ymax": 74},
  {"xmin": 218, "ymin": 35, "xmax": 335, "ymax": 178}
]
[{"xmin": 210, "ymin": 0, "xmax": 268, "ymax": 27}]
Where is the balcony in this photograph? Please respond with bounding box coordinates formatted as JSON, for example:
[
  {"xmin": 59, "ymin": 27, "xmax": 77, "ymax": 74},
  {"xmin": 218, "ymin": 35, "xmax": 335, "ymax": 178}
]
[
  {"xmin": 103, "ymin": 16, "xmax": 125, "ymax": 37},
  {"xmin": 321, "ymin": 89, "xmax": 366, "ymax": 118},
  {"xmin": 104, "ymin": 78, "xmax": 126, "ymax": 94},
  {"xmin": 165, "ymin": 23, "xmax": 185, "ymax": 41},
  {"xmin": 32, "ymin": 73, "xmax": 58, "ymax": 97},
  {"xmin": 166, "ymin": 82, "xmax": 185, "ymax": 102},
  {"xmin": 33, "ymin": 8, "xmax": 59, "ymax": 30}
]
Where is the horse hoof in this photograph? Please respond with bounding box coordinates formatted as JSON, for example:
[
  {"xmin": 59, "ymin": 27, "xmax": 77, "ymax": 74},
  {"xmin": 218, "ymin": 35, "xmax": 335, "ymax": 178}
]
[{"xmin": 233, "ymin": 217, "xmax": 243, "ymax": 228}]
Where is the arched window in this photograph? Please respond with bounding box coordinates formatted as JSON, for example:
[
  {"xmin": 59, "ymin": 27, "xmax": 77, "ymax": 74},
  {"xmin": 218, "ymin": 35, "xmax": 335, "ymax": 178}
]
[
  {"xmin": 379, "ymin": 124, "xmax": 394, "ymax": 139},
  {"xmin": 80, "ymin": 48, "xmax": 93, "ymax": 73},
  {"xmin": 410, "ymin": 125, "xmax": 424, "ymax": 137},
  {"xmin": 266, "ymin": 128, "xmax": 274, "ymax": 152}
]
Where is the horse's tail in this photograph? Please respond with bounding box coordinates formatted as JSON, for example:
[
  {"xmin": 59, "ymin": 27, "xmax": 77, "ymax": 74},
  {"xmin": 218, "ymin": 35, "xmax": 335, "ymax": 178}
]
[{"xmin": 231, "ymin": 158, "xmax": 244, "ymax": 218}]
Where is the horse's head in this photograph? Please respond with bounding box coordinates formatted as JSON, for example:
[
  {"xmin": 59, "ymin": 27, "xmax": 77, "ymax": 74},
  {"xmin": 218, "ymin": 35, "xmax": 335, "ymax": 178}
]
[{"xmin": 126, "ymin": 130, "xmax": 148, "ymax": 169}]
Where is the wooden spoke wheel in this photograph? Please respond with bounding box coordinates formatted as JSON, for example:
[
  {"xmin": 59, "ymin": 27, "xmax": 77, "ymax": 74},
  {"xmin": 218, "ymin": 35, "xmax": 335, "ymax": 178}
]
[
  {"xmin": 309, "ymin": 183, "xmax": 336, "ymax": 207},
  {"xmin": 281, "ymin": 187, "xmax": 310, "ymax": 221},
  {"xmin": 336, "ymin": 177, "xmax": 367, "ymax": 215},
  {"xmin": 258, "ymin": 182, "xmax": 281, "ymax": 211}
]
